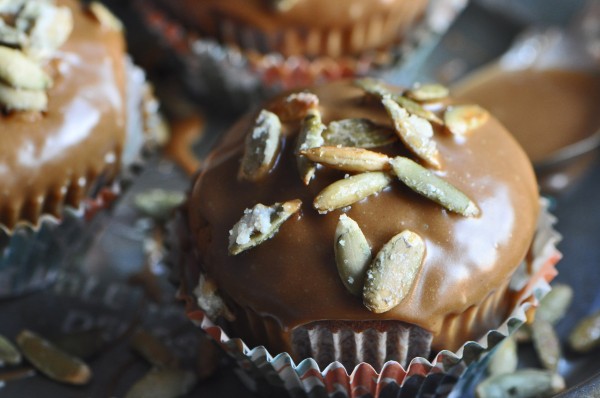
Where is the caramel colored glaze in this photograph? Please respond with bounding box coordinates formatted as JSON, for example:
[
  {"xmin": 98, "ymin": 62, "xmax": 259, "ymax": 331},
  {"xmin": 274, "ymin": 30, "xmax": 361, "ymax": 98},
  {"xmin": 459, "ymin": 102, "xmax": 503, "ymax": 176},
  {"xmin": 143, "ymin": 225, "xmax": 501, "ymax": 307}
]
[
  {"xmin": 188, "ymin": 80, "xmax": 539, "ymax": 352},
  {"xmin": 0, "ymin": 0, "xmax": 127, "ymax": 229},
  {"xmin": 152, "ymin": 0, "xmax": 428, "ymax": 56},
  {"xmin": 453, "ymin": 67, "xmax": 600, "ymax": 164}
]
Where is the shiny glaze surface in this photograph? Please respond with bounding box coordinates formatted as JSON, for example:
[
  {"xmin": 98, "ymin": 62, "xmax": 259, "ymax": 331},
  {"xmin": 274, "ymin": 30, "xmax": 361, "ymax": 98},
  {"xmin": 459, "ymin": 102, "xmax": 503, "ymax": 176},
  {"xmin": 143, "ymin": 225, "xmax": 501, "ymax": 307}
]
[
  {"xmin": 0, "ymin": 0, "xmax": 127, "ymax": 229},
  {"xmin": 188, "ymin": 80, "xmax": 539, "ymax": 349}
]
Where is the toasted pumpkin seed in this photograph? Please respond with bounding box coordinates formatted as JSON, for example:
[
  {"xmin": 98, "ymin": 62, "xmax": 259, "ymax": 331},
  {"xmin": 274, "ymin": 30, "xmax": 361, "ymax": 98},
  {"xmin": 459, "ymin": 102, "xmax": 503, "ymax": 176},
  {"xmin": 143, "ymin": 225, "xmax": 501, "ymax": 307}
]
[
  {"xmin": 134, "ymin": 189, "xmax": 186, "ymax": 222},
  {"xmin": 24, "ymin": 3, "xmax": 73, "ymax": 61},
  {"xmin": 239, "ymin": 110, "xmax": 282, "ymax": 182},
  {"xmin": 295, "ymin": 110, "xmax": 325, "ymax": 185},
  {"xmin": 488, "ymin": 337, "xmax": 517, "ymax": 376},
  {"xmin": 568, "ymin": 309, "xmax": 600, "ymax": 353},
  {"xmin": 16, "ymin": 330, "xmax": 91, "ymax": 385},
  {"xmin": 363, "ymin": 230, "xmax": 425, "ymax": 313},
  {"xmin": 0, "ymin": 81, "xmax": 47, "ymax": 111},
  {"xmin": 382, "ymin": 97, "xmax": 441, "ymax": 169},
  {"xmin": 195, "ymin": 274, "xmax": 235, "ymax": 321},
  {"xmin": 406, "ymin": 83, "xmax": 449, "ymax": 102},
  {"xmin": 88, "ymin": 2, "xmax": 123, "ymax": 31},
  {"xmin": 270, "ymin": 0, "xmax": 301, "ymax": 11},
  {"xmin": 313, "ymin": 172, "xmax": 392, "ymax": 213},
  {"xmin": 537, "ymin": 283, "xmax": 573, "ymax": 325},
  {"xmin": 531, "ymin": 319, "xmax": 561, "ymax": 372},
  {"xmin": 323, "ymin": 118, "xmax": 397, "ymax": 148},
  {"xmin": 0, "ymin": 47, "xmax": 51, "ymax": 90},
  {"xmin": 269, "ymin": 91, "xmax": 319, "ymax": 122},
  {"xmin": 0, "ymin": 0, "xmax": 26, "ymax": 14},
  {"xmin": 392, "ymin": 95, "xmax": 444, "ymax": 125},
  {"xmin": 444, "ymin": 105, "xmax": 489, "ymax": 135},
  {"xmin": 0, "ymin": 20, "xmax": 26, "ymax": 48},
  {"xmin": 476, "ymin": 369, "xmax": 565, "ymax": 398},
  {"xmin": 131, "ymin": 330, "xmax": 179, "ymax": 369},
  {"xmin": 334, "ymin": 214, "xmax": 372, "ymax": 296},
  {"xmin": 354, "ymin": 77, "xmax": 390, "ymax": 98},
  {"xmin": 390, "ymin": 156, "xmax": 480, "ymax": 217},
  {"xmin": 0, "ymin": 334, "xmax": 21, "ymax": 366},
  {"xmin": 301, "ymin": 146, "xmax": 390, "ymax": 173},
  {"xmin": 229, "ymin": 199, "xmax": 301, "ymax": 255},
  {"xmin": 125, "ymin": 368, "xmax": 197, "ymax": 398}
]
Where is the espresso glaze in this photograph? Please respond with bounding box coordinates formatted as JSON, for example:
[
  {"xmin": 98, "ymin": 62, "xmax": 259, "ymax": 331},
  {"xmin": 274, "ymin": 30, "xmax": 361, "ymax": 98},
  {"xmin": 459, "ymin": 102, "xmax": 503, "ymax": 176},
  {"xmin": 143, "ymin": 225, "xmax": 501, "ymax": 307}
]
[
  {"xmin": 453, "ymin": 67, "xmax": 600, "ymax": 163},
  {"xmin": 189, "ymin": 80, "xmax": 539, "ymax": 351},
  {"xmin": 152, "ymin": 0, "xmax": 428, "ymax": 56},
  {"xmin": 0, "ymin": 0, "xmax": 127, "ymax": 229}
]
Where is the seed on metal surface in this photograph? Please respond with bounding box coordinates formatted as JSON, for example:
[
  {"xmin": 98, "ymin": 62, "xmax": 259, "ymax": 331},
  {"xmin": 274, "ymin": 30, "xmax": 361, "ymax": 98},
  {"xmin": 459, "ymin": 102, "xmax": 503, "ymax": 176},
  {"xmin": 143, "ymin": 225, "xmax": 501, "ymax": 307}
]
[{"xmin": 476, "ymin": 369, "xmax": 565, "ymax": 398}]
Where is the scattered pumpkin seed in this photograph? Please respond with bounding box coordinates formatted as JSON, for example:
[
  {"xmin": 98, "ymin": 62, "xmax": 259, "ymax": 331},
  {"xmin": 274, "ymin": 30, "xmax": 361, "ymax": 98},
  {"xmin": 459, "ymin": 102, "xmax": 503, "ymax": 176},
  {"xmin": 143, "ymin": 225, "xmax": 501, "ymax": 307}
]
[
  {"xmin": 536, "ymin": 283, "xmax": 574, "ymax": 325},
  {"xmin": 487, "ymin": 337, "xmax": 517, "ymax": 376},
  {"xmin": 229, "ymin": 199, "xmax": 302, "ymax": 255},
  {"xmin": 0, "ymin": 81, "xmax": 47, "ymax": 111},
  {"xmin": 476, "ymin": 369, "xmax": 565, "ymax": 398},
  {"xmin": 24, "ymin": 3, "xmax": 73, "ymax": 61},
  {"xmin": 334, "ymin": 214, "xmax": 372, "ymax": 296},
  {"xmin": 0, "ymin": 46, "xmax": 52, "ymax": 90},
  {"xmin": 444, "ymin": 105, "xmax": 489, "ymax": 135},
  {"xmin": 406, "ymin": 83, "xmax": 450, "ymax": 102},
  {"xmin": 323, "ymin": 118, "xmax": 397, "ymax": 148},
  {"xmin": 392, "ymin": 95, "xmax": 444, "ymax": 125},
  {"xmin": 313, "ymin": 172, "xmax": 392, "ymax": 213},
  {"xmin": 363, "ymin": 230, "xmax": 425, "ymax": 313},
  {"xmin": 16, "ymin": 330, "xmax": 91, "ymax": 385},
  {"xmin": 295, "ymin": 110, "xmax": 325, "ymax": 185},
  {"xmin": 390, "ymin": 156, "xmax": 480, "ymax": 217},
  {"xmin": 382, "ymin": 97, "xmax": 441, "ymax": 169},
  {"xmin": 131, "ymin": 330, "xmax": 179, "ymax": 369},
  {"xmin": 531, "ymin": 319, "xmax": 561, "ymax": 372},
  {"xmin": 0, "ymin": 334, "xmax": 21, "ymax": 366},
  {"xmin": 88, "ymin": 1, "xmax": 123, "ymax": 31},
  {"xmin": 568, "ymin": 309, "xmax": 600, "ymax": 353},
  {"xmin": 134, "ymin": 189, "xmax": 186, "ymax": 222},
  {"xmin": 239, "ymin": 109, "xmax": 282, "ymax": 181},
  {"xmin": 269, "ymin": 92, "xmax": 319, "ymax": 122},
  {"xmin": 51, "ymin": 328, "xmax": 107, "ymax": 360},
  {"xmin": 124, "ymin": 368, "xmax": 197, "ymax": 398},
  {"xmin": 301, "ymin": 146, "xmax": 391, "ymax": 173},
  {"xmin": 353, "ymin": 77, "xmax": 390, "ymax": 99}
]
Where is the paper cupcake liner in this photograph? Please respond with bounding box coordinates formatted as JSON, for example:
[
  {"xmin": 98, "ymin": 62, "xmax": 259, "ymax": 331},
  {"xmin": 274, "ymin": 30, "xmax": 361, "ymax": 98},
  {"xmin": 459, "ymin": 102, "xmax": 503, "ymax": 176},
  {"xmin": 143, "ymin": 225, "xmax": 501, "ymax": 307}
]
[
  {"xmin": 0, "ymin": 60, "xmax": 164, "ymax": 299},
  {"xmin": 136, "ymin": 0, "xmax": 467, "ymax": 113},
  {"xmin": 175, "ymin": 198, "xmax": 560, "ymax": 397}
]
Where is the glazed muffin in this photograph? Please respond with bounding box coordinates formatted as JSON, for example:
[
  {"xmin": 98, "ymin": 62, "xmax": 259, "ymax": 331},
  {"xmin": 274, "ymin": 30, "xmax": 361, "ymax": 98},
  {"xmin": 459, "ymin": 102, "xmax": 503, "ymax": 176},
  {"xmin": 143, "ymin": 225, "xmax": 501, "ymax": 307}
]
[
  {"xmin": 178, "ymin": 79, "xmax": 560, "ymax": 379},
  {"xmin": 0, "ymin": 0, "xmax": 164, "ymax": 297}
]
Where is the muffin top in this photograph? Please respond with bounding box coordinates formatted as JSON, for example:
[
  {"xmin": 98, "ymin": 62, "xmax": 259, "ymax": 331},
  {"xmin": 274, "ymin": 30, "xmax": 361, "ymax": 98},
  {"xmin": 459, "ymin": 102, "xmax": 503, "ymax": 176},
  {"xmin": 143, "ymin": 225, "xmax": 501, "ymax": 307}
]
[
  {"xmin": 0, "ymin": 0, "xmax": 129, "ymax": 229},
  {"xmin": 188, "ymin": 79, "xmax": 539, "ymax": 348}
]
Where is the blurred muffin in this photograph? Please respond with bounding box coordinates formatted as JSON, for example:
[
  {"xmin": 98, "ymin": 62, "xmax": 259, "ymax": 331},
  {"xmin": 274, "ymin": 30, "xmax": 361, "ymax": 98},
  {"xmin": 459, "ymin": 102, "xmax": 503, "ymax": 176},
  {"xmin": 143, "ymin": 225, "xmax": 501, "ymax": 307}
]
[
  {"xmin": 175, "ymin": 79, "xmax": 561, "ymax": 395},
  {"xmin": 0, "ymin": 0, "xmax": 164, "ymax": 297}
]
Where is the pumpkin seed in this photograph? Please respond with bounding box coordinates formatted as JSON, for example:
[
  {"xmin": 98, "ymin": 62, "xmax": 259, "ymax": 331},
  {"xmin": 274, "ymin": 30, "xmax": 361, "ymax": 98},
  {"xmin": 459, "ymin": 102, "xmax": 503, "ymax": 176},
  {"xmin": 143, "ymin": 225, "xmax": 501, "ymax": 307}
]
[
  {"xmin": 531, "ymin": 319, "xmax": 561, "ymax": 372},
  {"xmin": 536, "ymin": 283, "xmax": 573, "ymax": 325},
  {"xmin": 568, "ymin": 309, "xmax": 600, "ymax": 353},
  {"xmin": 0, "ymin": 367, "xmax": 35, "ymax": 383},
  {"xmin": 390, "ymin": 156, "xmax": 479, "ymax": 217},
  {"xmin": 382, "ymin": 97, "xmax": 441, "ymax": 169},
  {"xmin": 363, "ymin": 230, "xmax": 425, "ymax": 313},
  {"xmin": 229, "ymin": 199, "xmax": 302, "ymax": 255},
  {"xmin": 334, "ymin": 214, "xmax": 372, "ymax": 296},
  {"xmin": 270, "ymin": 0, "xmax": 301, "ymax": 11},
  {"xmin": 406, "ymin": 83, "xmax": 449, "ymax": 102},
  {"xmin": 88, "ymin": 2, "xmax": 123, "ymax": 31},
  {"xmin": 444, "ymin": 105, "xmax": 489, "ymax": 135},
  {"xmin": 269, "ymin": 91, "xmax": 319, "ymax": 122},
  {"xmin": 301, "ymin": 146, "xmax": 391, "ymax": 173},
  {"xmin": 313, "ymin": 172, "xmax": 392, "ymax": 213},
  {"xmin": 195, "ymin": 274, "xmax": 235, "ymax": 322},
  {"xmin": 392, "ymin": 95, "xmax": 444, "ymax": 125},
  {"xmin": 131, "ymin": 330, "xmax": 179, "ymax": 369},
  {"xmin": 0, "ymin": 0, "xmax": 26, "ymax": 14},
  {"xmin": 0, "ymin": 334, "xmax": 21, "ymax": 366},
  {"xmin": 0, "ymin": 81, "xmax": 47, "ymax": 111},
  {"xmin": 323, "ymin": 118, "xmax": 397, "ymax": 148},
  {"xmin": 295, "ymin": 110, "xmax": 325, "ymax": 185},
  {"xmin": 24, "ymin": 3, "xmax": 73, "ymax": 61},
  {"xmin": 16, "ymin": 330, "xmax": 91, "ymax": 385},
  {"xmin": 134, "ymin": 189, "xmax": 186, "ymax": 222},
  {"xmin": 0, "ymin": 20, "xmax": 26, "ymax": 48},
  {"xmin": 239, "ymin": 109, "xmax": 282, "ymax": 182},
  {"xmin": 354, "ymin": 77, "xmax": 390, "ymax": 98},
  {"xmin": 0, "ymin": 46, "xmax": 52, "ymax": 90},
  {"xmin": 476, "ymin": 369, "xmax": 565, "ymax": 398},
  {"xmin": 488, "ymin": 337, "xmax": 517, "ymax": 376},
  {"xmin": 125, "ymin": 368, "xmax": 197, "ymax": 398}
]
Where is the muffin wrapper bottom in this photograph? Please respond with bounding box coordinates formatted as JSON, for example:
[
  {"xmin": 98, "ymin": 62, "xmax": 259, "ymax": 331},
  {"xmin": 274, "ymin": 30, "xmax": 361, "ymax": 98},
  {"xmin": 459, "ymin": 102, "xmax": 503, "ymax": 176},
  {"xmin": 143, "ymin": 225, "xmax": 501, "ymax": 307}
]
[{"xmin": 178, "ymin": 199, "xmax": 560, "ymax": 397}]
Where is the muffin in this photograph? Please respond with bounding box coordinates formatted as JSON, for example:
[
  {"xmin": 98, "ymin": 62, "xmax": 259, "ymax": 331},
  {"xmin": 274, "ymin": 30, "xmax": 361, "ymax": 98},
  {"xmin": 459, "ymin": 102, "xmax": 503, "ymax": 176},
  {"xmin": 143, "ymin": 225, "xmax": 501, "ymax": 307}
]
[
  {"xmin": 135, "ymin": 0, "xmax": 465, "ymax": 112},
  {"xmin": 0, "ymin": 0, "xmax": 164, "ymax": 297},
  {"xmin": 175, "ymin": 79, "xmax": 560, "ymax": 395}
]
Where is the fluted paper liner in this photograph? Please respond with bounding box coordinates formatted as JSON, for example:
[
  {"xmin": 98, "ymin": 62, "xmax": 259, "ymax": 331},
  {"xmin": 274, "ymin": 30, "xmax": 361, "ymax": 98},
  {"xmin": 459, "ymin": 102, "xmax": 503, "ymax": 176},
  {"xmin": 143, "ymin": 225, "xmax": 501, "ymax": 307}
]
[{"xmin": 177, "ymin": 198, "xmax": 560, "ymax": 397}]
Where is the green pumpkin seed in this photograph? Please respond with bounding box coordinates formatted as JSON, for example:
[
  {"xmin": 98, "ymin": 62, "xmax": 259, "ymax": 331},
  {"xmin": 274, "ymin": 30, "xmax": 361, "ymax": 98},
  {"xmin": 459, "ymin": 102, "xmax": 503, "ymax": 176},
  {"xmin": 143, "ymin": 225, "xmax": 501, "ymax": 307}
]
[
  {"xmin": 531, "ymin": 319, "xmax": 561, "ymax": 372},
  {"xmin": 476, "ymin": 369, "xmax": 565, "ymax": 398},
  {"xmin": 406, "ymin": 83, "xmax": 449, "ymax": 102},
  {"xmin": 0, "ymin": 81, "xmax": 47, "ymax": 111},
  {"xmin": 363, "ymin": 230, "xmax": 425, "ymax": 313},
  {"xmin": 295, "ymin": 110, "xmax": 325, "ymax": 185},
  {"xmin": 131, "ymin": 330, "xmax": 179, "ymax": 369},
  {"xmin": 0, "ymin": 334, "xmax": 21, "ymax": 366},
  {"xmin": 0, "ymin": 47, "xmax": 52, "ymax": 90},
  {"xmin": 0, "ymin": 20, "xmax": 26, "ymax": 48},
  {"xmin": 382, "ymin": 97, "xmax": 441, "ymax": 169},
  {"xmin": 537, "ymin": 283, "xmax": 573, "ymax": 325},
  {"xmin": 390, "ymin": 156, "xmax": 479, "ymax": 217},
  {"xmin": 88, "ymin": 2, "xmax": 123, "ymax": 31},
  {"xmin": 568, "ymin": 309, "xmax": 600, "ymax": 353},
  {"xmin": 269, "ymin": 92, "xmax": 319, "ymax": 122},
  {"xmin": 239, "ymin": 109, "xmax": 282, "ymax": 182},
  {"xmin": 134, "ymin": 189, "xmax": 186, "ymax": 222},
  {"xmin": 323, "ymin": 118, "xmax": 397, "ymax": 148},
  {"xmin": 16, "ymin": 330, "xmax": 91, "ymax": 385},
  {"xmin": 392, "ymin": 95, "xmax": 444, "ymax": 125},
  {"xmin": 229, "ymin": 199, "xmax": 302, "ymax": 255},
  {"xmin": 313, "ymin": 172, "xmax": 392, "ymax": 214},
  {"xmin": 22, "ymin": 2, "xmax": 73, "ymax": 61},
  {"xmin": 125, "ymin": 368, "xmax": 197, "ymax": 398},
  {"xmin": 444, "ymin": 105, "xmax": 489, "ymax": 135},
  {"xmin": 488, "ymin": 337, "xmax": 517, "ymax": 376},
  {"xmin": 301, "ymin": 146, "xmax": 391, "ymax": 173},
  {"xmin": 334, "ymin": 214, "xmax": 372, "ymax": 296},
  {"xmin": 353, "ymin": 77, "xmax": 390, "ymax": 98}
]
